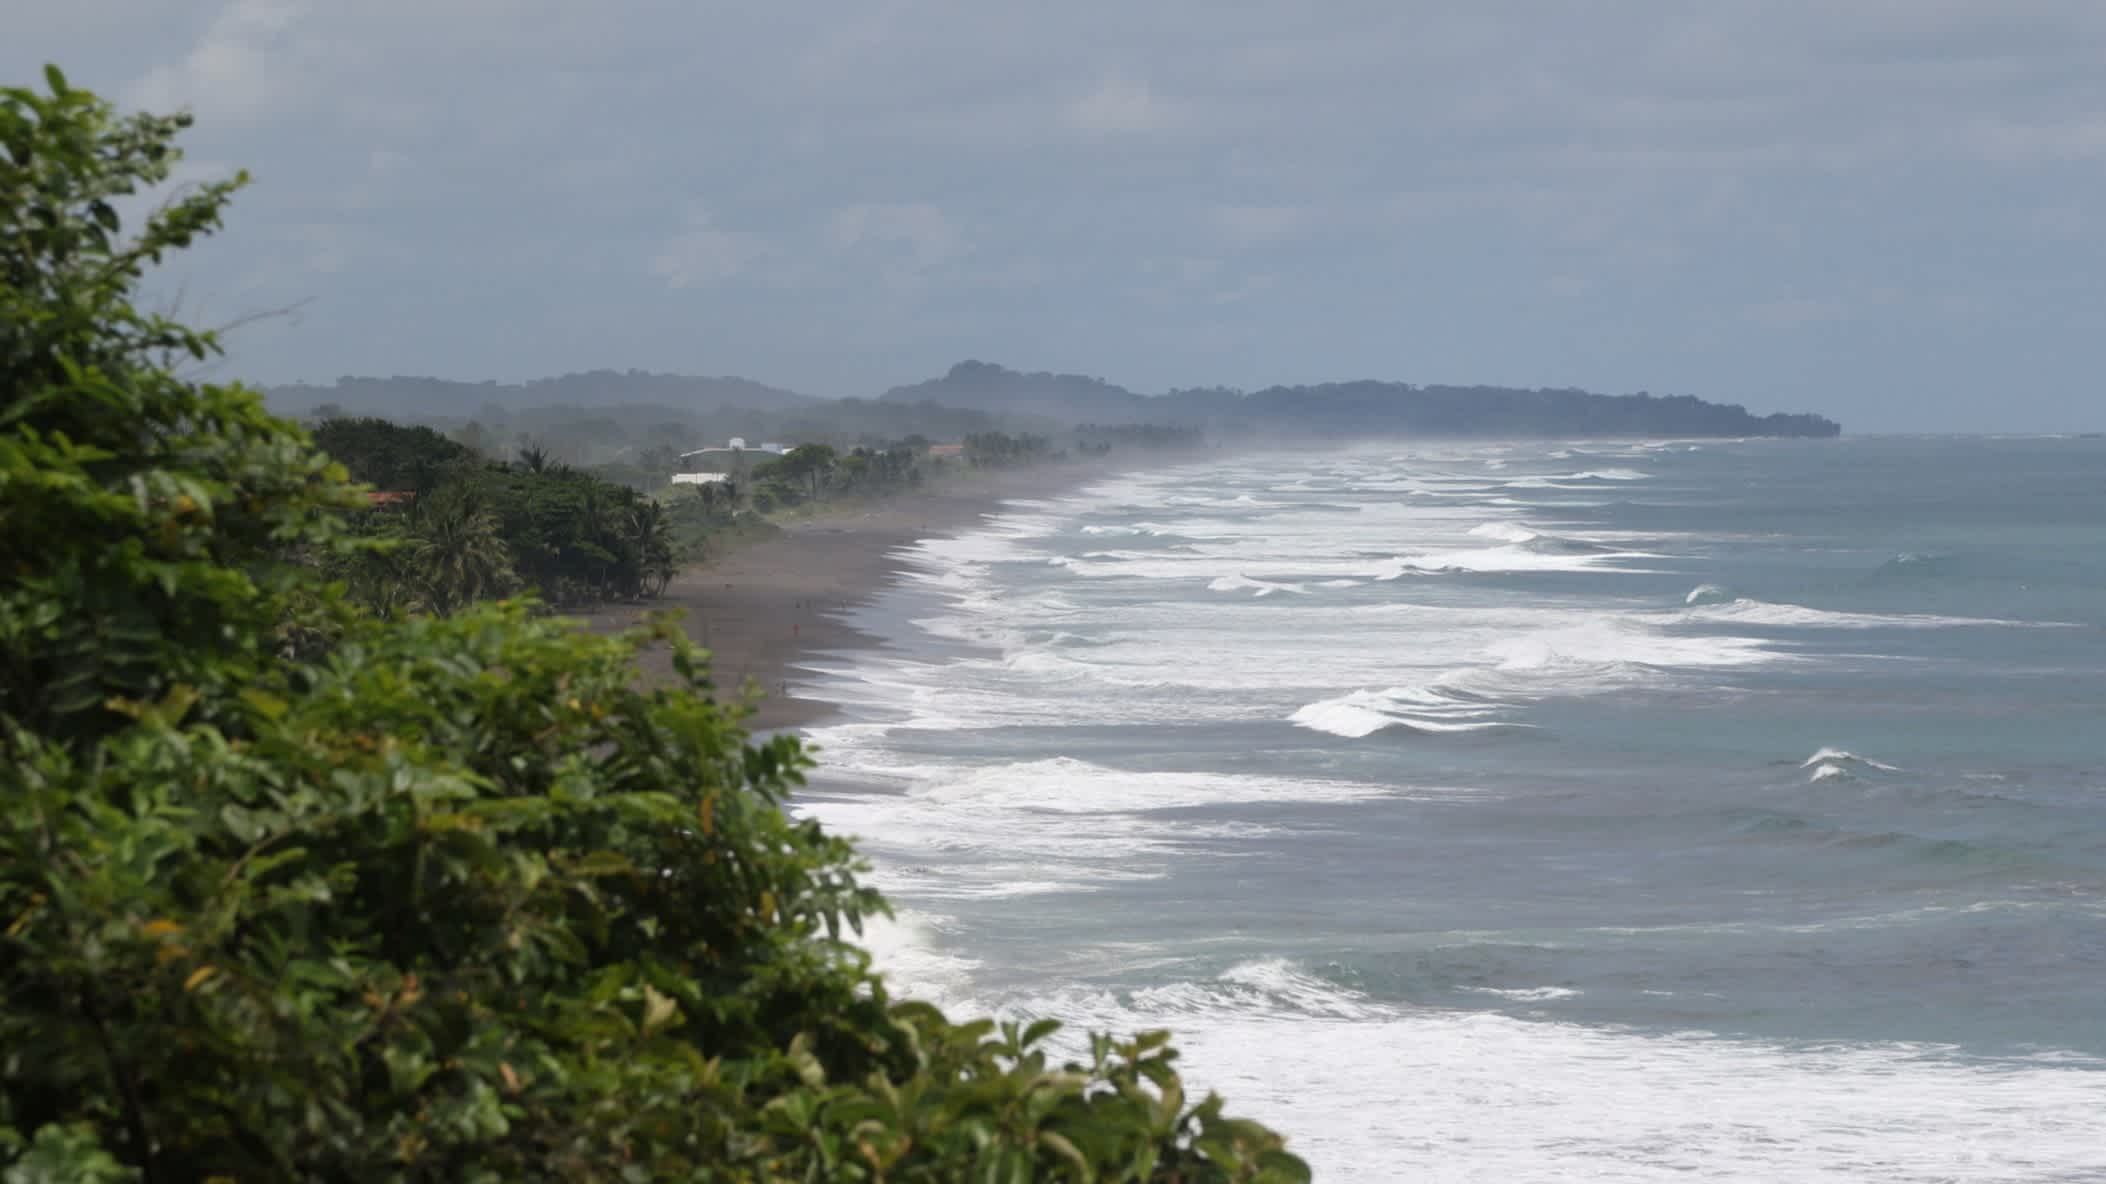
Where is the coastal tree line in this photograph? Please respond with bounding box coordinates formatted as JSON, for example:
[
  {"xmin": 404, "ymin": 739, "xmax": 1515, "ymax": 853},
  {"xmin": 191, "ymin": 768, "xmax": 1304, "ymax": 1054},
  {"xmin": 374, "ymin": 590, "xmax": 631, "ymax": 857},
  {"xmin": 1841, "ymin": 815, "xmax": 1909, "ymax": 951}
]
[
  {"xmin": 306, "ymin": 415, "xmax": 1165, "ymax": 621},
  {"xmin": 311, "ymin": 417, "xmax": 677, "ymax": 614},
  {"xmin": 0, "ymin": 69, "xmax": 1306, "ymax": 1180}
]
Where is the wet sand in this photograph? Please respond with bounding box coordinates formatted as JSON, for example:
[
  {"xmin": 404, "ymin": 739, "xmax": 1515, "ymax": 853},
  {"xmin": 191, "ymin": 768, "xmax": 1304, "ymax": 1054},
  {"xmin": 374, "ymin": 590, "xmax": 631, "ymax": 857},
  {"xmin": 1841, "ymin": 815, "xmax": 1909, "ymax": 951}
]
[{"xmin": 578, "ymin": 463, "xmax": 1120, "ymax": 732}]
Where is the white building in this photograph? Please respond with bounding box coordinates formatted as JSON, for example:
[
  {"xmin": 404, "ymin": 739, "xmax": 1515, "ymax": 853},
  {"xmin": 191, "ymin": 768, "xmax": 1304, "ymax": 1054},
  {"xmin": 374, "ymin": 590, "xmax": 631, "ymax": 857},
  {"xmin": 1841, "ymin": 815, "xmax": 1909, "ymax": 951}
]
[
  {"xmin": 670, "ymin": 472, "xmax": 730, "ymax": 486},
  {"xmin": 678, "ymin": 439, "xmax": 788, "ymax": 462}
]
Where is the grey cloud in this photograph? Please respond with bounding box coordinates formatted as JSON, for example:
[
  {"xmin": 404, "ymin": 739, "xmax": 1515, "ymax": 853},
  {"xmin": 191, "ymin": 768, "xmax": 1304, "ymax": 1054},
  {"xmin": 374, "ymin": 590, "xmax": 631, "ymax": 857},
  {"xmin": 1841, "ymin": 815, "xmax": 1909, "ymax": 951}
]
[{"xmin": 7, "ymin": 1, "xmax": 2106, "ymax": 428}]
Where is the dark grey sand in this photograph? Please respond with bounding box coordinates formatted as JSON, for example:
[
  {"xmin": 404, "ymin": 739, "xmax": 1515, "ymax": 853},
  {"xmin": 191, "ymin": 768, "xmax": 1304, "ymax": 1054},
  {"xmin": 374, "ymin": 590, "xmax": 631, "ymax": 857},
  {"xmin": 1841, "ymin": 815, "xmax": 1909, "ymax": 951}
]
[{"xmin": 580, "ymin": 463, "xmax": 1119, "ymax": 732}]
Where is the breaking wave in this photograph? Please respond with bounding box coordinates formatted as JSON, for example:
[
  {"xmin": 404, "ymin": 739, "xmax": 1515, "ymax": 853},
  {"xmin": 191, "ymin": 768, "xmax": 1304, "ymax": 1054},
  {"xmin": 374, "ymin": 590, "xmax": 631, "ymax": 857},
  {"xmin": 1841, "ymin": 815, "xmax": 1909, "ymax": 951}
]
[
  {"xmin": 1207, "ymin": 574, "xmax": 1311, "ymax": 597},
  {"xmin": 1670, "ymin": 590, "xmax": 2068, "ymax": 631},
  {"xmin": 1290, "ymin": 684, "xmax": 1526, "ymax": 739},
  {"xmin": 1802, "ymin": 747, "xmax": 1902, "ymax": 783}
]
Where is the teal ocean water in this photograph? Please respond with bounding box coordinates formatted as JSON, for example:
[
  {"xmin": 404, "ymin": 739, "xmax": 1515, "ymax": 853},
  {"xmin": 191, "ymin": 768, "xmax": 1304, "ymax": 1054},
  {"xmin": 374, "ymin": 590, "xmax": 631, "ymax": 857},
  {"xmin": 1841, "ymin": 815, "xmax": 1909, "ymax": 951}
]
[{"xmin": 795, "ymin": 437, "xmax": 2106, "ymax": 1181}]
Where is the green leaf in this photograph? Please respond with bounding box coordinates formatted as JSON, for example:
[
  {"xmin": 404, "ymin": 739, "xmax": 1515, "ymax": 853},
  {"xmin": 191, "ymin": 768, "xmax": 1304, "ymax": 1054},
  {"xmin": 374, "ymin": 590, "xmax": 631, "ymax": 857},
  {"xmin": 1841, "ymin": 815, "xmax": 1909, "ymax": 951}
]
[
  {"xmin": 1036, "ymin": 1131, "xmax": 1093, "ymax": 1182},
  {"xmin": 239, "ymin": 687, "xmax": 287, "ymax": 720},
  {"xmin": 640, "ymin": 984, "xmax": 679, "ymax": 1035}
]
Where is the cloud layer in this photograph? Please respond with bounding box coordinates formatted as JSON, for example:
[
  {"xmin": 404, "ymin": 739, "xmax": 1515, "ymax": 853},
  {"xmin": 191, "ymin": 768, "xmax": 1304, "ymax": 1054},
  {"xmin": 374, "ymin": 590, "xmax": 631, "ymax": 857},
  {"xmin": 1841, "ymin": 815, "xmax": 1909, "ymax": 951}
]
[{"xmin": 13, "ymin": 1, "xmax": 2106, "ymax": 428}]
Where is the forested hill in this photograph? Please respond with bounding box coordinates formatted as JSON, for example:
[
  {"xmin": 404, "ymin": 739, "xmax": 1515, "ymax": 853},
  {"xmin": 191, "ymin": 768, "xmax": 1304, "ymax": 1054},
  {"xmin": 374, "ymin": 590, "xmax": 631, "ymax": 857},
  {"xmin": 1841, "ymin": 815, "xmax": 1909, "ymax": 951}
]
[
  {"xmin": 879, "ymin": 360, "xmax": 1141, "ymax": 424},
  {"xmin": 269, "ymin": 370, "xmax": 820, "ymax": 420},
  {"xmin": 885, "ymin": 361, "xmax": 1842, "ymax": 438},
  {"xmin": 276, "ymin": 361, "xmax": 1840, "ymax": 441}
]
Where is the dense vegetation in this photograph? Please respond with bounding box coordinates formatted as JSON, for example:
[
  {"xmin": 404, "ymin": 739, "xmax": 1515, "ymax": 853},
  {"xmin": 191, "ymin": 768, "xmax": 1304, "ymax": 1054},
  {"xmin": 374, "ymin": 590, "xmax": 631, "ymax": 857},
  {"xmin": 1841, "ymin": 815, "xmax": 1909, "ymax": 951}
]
[
  {"xmin": 741, "ymin": 442, "xmax": 922, "ymax": 511},
  {"xmin": 275, "ymin": 380, "xmax": 1018, "ymax": 471},
  {"xmin": 307, "ymin": 415, "xmax": 1099, "ymax": 617},
  {"xmin": 961, "ymin": 431, "xmax": 1056, "ymax": 468},
  {"xmin": 310, "ymin": 416, "xmax": 473, "ymax": 493},
  {"xmin": 310, "ymin": 418, "xmax": 677, "ymax": 613},
  {"xmin": 0, "ymin": 70, "xmax": 1307, "ymax": 1181},
  {"xmin": 1075, "ymin": 423, "xmax": 1205, "ymax": 455}
]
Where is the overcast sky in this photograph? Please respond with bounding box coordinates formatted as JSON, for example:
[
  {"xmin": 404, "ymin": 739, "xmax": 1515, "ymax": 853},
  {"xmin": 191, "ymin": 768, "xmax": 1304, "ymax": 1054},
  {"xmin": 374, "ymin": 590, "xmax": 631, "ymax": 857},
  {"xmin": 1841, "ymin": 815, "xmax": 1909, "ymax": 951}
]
[{"xmin": 14, "ymin": 2, "xmax": 2106, "ymax": 429}]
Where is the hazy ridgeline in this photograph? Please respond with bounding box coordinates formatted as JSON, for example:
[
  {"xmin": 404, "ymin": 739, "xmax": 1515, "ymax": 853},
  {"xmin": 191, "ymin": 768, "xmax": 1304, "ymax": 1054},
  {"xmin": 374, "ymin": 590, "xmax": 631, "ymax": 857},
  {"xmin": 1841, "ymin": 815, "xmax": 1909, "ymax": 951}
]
[{"xmin": 268, "ymin": 360, "xmax": 1839, "ymax": 470}]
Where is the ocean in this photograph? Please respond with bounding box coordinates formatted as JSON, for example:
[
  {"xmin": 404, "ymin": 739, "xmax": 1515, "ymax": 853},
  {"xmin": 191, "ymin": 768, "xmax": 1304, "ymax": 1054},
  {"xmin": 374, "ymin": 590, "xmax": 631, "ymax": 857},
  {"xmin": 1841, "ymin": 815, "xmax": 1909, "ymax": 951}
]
[{"xmin": 793, "ymin": 436, "xmax": 2106, "ymax": 1182}]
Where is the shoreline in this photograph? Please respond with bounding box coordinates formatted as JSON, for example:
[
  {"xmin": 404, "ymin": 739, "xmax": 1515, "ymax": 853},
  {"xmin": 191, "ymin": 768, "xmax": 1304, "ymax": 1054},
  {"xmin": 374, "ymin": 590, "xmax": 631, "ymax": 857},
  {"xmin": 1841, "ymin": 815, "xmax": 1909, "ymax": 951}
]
[{"xmin": 578, "ymin": 460, "xmax": 1131, "ymax": 732}]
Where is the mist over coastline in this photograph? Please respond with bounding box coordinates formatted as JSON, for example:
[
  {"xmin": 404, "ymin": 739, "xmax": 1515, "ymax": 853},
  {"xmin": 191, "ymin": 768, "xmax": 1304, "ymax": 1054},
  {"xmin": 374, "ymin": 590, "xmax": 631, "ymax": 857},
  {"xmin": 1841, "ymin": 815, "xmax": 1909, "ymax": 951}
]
[{"xmin": 266, "ymin": 360, "xmax": 1839, "ymax": 460}]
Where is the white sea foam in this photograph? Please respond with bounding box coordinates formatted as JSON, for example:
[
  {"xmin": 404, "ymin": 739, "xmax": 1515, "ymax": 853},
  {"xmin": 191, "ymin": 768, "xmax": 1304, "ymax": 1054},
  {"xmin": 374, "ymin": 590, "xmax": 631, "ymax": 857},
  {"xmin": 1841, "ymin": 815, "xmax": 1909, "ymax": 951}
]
[
  {"xmin": 1501, "ymin": 476, "xmax": 1597, "ymax": 490},
  {"xmin": 1488, "ymin": 619, "xmax": 1787, "ymax": 671},
  {"xmin": 1289, "ymin": 614, "xmax": 1790, "ymax": 738},
  {"xmin": 1467, "ymin": 985, "xmax": 1582, "ymax": 1002},
  {"xmin": 872, "ymin": 943, "xmax": 2106, "ymax": 1183},
  {"xmin": 1386, "ymin": 543, "xmax": 1656, "ymax": 575},
  {"xmin": 1466, "ymin": 520, "xmax": 1543, "ymax": 544},
  {"xmin": 1080, "ymin": 522, "xmax": 1193, "ymax": 539},
  {"xmin": 910, "ymin": 757, "xmax": 1388, "ymax": 814},
  {"xmin": 1207, "ymin": 574, "xmax": 1310, "ymax": 596},
  {"xmin": 1669, "ymin": 595, "xmax": 2065, "ymax": 631},
  {"xmin": 1802, "ymin": 747, "xmax": 1902, "ymax": 772},
  {"xmin": 1290, "ymin": 699, "xmax": 1513, "ymax": 739},
  {"xmin": 803, "ymin": 757, "xmax": 1395, "ymax": 898},
  {"xmin": 1290, "ymin": 685, "xmax": 1521, "ymax": 738}
]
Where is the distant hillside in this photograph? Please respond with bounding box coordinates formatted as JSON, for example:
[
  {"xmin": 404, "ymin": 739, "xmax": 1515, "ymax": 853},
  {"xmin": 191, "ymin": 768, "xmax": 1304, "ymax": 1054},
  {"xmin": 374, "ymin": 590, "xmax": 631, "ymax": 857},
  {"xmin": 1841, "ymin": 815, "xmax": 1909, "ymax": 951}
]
[
  {"xmin": 271, "ymin": 361, "xmax": 1840, "ymax": 445},
  {"xmin": 879, "ymin": 360, "xmax": 1141, "ymax": 424},
  {"xmin": 885, "ymin": 361, "xmax": 1841, "ymax": 438},
  {"xmin": 266, "ymin": 369, "xmax": 823, "ymax": 420},
  {"xmin": 262, "ymin": 369, "xmax": 1017, "ymax": 468},
  {"xmin": 1222, "ymin": 381, "xmax": 1840, "ymax": 438}
]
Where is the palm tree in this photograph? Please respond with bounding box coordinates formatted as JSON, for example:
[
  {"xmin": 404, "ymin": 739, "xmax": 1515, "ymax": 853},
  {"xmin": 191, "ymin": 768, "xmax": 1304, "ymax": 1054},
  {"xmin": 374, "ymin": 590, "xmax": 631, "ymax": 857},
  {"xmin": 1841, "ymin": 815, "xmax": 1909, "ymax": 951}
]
[
  {"xmin": 574, "ymin": 485, "xmax": 619, "ymax": 600},
  {"xmin": 783, "ymin": 443, "xmax": 838, "ymax": 499},
  {"xmin": 349, "ymin": 531, "xmax": 422, "ymax": 617},
  {"xmin": 410, "ymin": 488, "xmax": 515, "ymax": 615},
  {"xmin": 632, "ymin": 499, "xmax": 677, "ymax": 598}
]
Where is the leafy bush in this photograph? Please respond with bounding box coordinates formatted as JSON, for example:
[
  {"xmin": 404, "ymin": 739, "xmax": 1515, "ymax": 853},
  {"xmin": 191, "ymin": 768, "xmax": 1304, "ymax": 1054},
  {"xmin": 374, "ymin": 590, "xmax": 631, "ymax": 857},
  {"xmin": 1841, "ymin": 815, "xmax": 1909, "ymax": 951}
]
[
  {"xmin": 0, "ymin": 68, "xmax": 1309, "ymax": 1181},
  {"xmin": 309, "ymin": 417, "xmax": 474, "ymax": 495}
]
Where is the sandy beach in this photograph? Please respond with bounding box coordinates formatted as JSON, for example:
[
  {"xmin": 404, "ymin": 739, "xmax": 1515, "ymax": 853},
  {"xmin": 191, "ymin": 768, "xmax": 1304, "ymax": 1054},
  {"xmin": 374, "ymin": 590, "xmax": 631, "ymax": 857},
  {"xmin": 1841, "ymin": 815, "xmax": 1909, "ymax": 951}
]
[{"xmin": 579, "ymin": 462, "xmax": 1120, "ymax": 732}]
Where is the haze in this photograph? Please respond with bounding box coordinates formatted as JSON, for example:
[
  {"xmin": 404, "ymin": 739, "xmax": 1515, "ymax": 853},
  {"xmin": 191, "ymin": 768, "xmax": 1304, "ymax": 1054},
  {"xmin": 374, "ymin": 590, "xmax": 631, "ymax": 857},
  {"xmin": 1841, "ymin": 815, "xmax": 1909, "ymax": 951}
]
[{"xmin": 16, "ymin": 1, "xmax": 2106, "ymax": 432}]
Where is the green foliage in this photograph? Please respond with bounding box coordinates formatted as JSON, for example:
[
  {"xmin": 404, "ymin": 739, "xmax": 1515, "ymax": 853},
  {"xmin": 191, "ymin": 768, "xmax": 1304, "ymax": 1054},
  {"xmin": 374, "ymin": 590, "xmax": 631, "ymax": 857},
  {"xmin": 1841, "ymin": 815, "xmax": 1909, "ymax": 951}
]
[
  {"xmin": 1, "ymin": 68, "xmax": 1309, "ymax": 1181},
  {"xmin": 1073, "ymin": 423, "xmax": 1203, "ymax": 456},
  {"xmin": 310, "ymin": 416, "xmax": 474, "ymax": 494},
  {"xmin": 405, "ymin": 482, "xmax": 516, "ymax": 613},
  {"xmin": 0, "ymin": 64, "xmax": 357, "ymax": 747},
  {"xmin": 313, "ymin": 416, "xmax": 680, "ymax": 612},
  {"xmin": 464, "ymin": 461, "xmax": 667, "ymax": 606},
  {"xmin": 739, "ymin": 442, "xmax": 922, "ymax": 521},
  {"xmin": 775, "ymin": 443, "xmax": 836, "ymax": 499},
  {"xmin": 964, "ymin": 430, "xmax": 1054, "ymax": 468}
]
